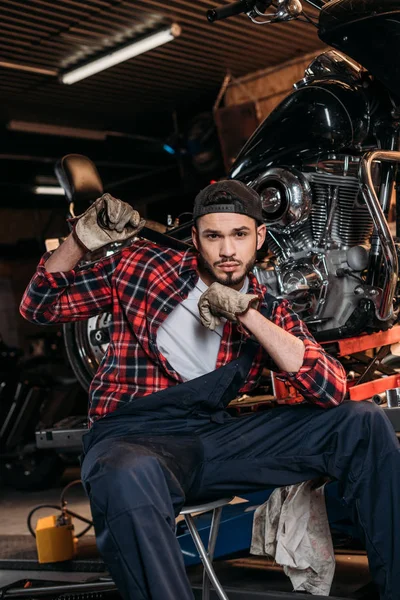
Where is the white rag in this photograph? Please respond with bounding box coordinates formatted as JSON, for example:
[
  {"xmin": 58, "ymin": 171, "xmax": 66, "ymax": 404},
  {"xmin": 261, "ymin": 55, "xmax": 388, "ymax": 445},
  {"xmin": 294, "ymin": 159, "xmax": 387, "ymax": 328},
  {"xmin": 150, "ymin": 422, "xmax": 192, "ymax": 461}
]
[{"xmin": 250, "ymin": 481, "xmax": 335, "ymax": 595}]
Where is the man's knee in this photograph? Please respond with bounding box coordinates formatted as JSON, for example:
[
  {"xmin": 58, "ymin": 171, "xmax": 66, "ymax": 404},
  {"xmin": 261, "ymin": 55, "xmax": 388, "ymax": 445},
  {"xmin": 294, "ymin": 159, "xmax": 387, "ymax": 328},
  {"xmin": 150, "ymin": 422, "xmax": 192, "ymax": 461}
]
[
  {"xmin": 81, "ymin": 441, "xmax": 172, "ymax": 511},
  {"xmin": 335, "ymin": 399, "xmax": 379, "ymax": 422},
  {"xmin": 336, "ymin": 400, "xmax": 394, "ymax": 436},
  {"xmin": 330, "ymin": 401, "xmax": 399, "ymax": 472}
]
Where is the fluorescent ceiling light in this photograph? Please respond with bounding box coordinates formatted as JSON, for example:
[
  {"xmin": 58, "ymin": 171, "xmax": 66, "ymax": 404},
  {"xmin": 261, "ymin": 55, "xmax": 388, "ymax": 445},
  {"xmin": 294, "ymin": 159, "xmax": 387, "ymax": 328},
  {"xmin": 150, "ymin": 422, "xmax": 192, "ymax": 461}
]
[
  {"xmin": 61, "ymin": 24, "xmax": 181, "ymax": 85},
  {"xmin": 34, "ymin": 186, "xmax": 65, "ymax": 196}
]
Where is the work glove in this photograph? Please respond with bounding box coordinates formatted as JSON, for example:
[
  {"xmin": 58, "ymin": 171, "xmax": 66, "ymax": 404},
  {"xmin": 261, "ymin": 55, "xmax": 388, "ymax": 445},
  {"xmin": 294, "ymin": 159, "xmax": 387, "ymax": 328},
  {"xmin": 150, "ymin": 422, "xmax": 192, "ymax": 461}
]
[
  {"xmin": 72, "ymin": 193, "xmax": 145, "ymax": 252},
  {"xmin": 198, "ymin": 282, "xmax": 261, "ymax": 331}
]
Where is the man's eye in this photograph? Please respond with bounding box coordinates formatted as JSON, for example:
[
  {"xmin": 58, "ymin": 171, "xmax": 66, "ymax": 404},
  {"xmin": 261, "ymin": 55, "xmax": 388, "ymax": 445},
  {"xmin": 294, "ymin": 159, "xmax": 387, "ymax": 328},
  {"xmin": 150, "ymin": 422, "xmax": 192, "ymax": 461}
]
[
  {"xmin": 236, "ymin": 232, "xmax": 247, "ymax": 237},
  {"xmin": 207, "ymin": 234, "xmax": 219, "ymax": 239}
]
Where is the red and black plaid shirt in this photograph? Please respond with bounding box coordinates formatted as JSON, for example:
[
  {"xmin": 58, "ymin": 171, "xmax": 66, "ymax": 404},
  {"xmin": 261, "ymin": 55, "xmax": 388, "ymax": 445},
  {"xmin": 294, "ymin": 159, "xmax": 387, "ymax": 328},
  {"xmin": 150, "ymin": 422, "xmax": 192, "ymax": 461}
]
[{"xmin": 20, "ymin": 241, "xmax": 346, "ymax": 423}]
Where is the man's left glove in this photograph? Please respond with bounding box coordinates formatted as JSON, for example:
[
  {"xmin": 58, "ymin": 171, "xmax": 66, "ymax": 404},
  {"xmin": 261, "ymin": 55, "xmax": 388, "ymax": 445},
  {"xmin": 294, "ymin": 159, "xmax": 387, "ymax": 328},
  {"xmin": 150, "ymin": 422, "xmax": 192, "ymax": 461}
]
[{"xmin": 198, "ymin": 282, "xmax": 261, "ymax": 331}]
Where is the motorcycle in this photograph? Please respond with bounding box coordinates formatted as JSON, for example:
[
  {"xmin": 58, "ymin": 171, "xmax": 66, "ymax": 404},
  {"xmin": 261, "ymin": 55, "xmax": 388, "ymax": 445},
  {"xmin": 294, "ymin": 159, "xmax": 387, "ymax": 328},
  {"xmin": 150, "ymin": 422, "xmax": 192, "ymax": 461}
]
[
  {"xmin": 218, "ymin": 0, "xmax": 400, "ymax": 344},
  {"xmin": 59, "ymin": 0, "xmax": 400, "ymax": 403}
]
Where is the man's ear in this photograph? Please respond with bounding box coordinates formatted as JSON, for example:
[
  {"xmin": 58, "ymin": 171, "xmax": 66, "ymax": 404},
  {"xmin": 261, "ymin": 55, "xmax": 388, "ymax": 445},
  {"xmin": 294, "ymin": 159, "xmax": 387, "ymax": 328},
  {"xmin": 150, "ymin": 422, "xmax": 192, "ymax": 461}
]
[
  {"xmin": 256, "ymin": 223, "xmax": 266, "ymax": 250},
  {"xmin": 192, "ymin": 225, "xmax": 199, "ymax": 251}
]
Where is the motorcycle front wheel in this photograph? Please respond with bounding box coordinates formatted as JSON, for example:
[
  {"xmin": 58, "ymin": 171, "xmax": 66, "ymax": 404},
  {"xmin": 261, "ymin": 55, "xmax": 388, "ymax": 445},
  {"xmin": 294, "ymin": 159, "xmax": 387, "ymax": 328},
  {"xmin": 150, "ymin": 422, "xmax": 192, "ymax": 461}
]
[{"xmin": 63, "ymin": 312, "xmax": 111, "ymax": 391}]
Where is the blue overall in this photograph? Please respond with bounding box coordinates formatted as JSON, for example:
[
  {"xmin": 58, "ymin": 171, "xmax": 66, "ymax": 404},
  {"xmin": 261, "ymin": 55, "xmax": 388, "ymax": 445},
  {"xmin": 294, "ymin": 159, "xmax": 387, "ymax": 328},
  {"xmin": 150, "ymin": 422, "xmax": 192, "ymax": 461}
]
[{"xmin": 81, "ymin": 336, "xmax": 400, "ymax": 600}]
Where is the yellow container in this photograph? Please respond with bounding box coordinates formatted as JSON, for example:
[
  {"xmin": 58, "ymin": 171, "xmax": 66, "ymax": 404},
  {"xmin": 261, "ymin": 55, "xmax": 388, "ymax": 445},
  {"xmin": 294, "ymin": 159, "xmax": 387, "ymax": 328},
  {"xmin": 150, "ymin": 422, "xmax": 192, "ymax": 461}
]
[{"xmin": 35, "ymin": 514, "xmax": 77, "ymax": 563}]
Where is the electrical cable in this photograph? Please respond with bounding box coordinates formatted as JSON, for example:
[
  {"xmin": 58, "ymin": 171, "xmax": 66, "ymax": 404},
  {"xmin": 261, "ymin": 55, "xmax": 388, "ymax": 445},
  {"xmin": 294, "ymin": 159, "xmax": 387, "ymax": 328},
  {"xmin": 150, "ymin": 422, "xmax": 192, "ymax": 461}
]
[
  {"xmin": 175, "ymin": 211, "xmax": 193, "ymax": 221},
  {"xmin": 27, "ymin": 479, "xmax": 94, "ymax": 539},
  {"xmin": 336, "ymin": 268, "xmax": 366, "ymax": 286},
  {"xmin": 300, "ymin": 10, "xmax": 318, "ymax": 27}
]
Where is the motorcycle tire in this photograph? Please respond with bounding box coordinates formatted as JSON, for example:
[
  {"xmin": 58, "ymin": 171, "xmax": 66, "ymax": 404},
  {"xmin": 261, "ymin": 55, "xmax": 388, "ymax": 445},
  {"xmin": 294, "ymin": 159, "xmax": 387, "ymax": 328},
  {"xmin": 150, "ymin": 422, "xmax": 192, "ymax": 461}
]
[
  {"xmin": 0, "ymin": 450, "xmax": 64, "ymax": 491},
  {"xmin": 63, "ymin": 312, "xmax": 112, "ymax": 391},
  {"xmin": 63, "ymin": 322, "xmax": 93, "ymax": 392}
]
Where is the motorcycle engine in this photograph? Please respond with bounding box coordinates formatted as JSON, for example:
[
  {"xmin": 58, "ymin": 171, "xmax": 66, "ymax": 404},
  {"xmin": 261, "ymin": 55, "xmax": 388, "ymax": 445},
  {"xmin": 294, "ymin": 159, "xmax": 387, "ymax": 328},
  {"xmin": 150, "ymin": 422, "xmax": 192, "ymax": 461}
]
[{"xmin": 250, "ymin": 157, "xmax": 378, "ymax": 338}]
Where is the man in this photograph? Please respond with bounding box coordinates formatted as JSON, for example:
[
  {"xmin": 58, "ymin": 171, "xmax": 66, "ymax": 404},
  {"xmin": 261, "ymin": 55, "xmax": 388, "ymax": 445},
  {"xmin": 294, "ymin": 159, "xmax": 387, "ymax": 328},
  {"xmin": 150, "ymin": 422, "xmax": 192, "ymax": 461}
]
[{"xmin": 21, "ymin": 181, "xmax": 400, "ymax": 600}]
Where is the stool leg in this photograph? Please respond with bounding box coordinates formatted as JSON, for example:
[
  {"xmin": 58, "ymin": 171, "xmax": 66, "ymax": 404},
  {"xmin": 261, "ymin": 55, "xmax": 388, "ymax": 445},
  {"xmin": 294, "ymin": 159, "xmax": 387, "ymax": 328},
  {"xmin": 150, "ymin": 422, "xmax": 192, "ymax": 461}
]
[
  {"xmin": 202, "ymin": 507, "xmax": 223, "ymax": 600},
  {"xmin": 184, "ymin": 513, "xmax": 229, "ymax": 600}
]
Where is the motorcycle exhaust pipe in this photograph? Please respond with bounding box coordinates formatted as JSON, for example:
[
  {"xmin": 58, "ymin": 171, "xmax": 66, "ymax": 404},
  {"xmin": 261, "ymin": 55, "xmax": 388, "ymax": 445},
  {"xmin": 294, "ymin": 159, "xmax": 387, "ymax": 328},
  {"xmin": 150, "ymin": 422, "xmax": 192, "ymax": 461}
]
[{"xmin": 359, "ymin": 150, "xmax": 400, "ymax": 321}]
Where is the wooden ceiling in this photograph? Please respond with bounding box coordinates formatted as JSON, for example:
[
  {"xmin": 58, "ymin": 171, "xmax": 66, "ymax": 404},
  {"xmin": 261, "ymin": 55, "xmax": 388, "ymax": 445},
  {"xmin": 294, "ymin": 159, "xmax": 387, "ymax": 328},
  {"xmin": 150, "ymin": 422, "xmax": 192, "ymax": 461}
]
[
  {"xmin": 0, "ymin": 1, "xmax": 324, "ymax": 216},
  {"xmin": 0, "ymin": 0, "xmax": 324, "ymax": 130}
]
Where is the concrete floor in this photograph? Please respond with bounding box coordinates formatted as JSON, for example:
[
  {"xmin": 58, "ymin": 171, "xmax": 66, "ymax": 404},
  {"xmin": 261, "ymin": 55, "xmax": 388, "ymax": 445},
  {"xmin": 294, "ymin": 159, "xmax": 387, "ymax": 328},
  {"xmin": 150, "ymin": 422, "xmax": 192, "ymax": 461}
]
[
  {"xmin": 0, "ymin": 467, "xmax": 97, "ymax": 590},
  {"xmin": 0, "ymin": 467, "xmax": 91, "ymax": 536}
]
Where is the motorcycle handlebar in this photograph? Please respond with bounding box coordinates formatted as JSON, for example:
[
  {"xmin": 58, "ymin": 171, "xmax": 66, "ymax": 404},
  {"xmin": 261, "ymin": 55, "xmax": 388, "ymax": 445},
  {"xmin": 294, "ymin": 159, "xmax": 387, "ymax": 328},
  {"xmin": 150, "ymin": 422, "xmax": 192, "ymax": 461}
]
[
  {"xmin": 207, "ymin": 0, "xmax": 255, "ymax": 22},
  {"xmin": 207, "ymin": 0, "xmax": 325, "ymax": 23}
]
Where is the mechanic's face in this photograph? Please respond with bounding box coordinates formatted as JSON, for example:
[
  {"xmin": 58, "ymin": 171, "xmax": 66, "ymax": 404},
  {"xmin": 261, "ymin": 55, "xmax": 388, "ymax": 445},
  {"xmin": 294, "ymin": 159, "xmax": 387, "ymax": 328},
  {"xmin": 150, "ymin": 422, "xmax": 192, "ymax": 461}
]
[{"xmin": 192, "ymin": 212, "xmax": 266, "ymax": 290}]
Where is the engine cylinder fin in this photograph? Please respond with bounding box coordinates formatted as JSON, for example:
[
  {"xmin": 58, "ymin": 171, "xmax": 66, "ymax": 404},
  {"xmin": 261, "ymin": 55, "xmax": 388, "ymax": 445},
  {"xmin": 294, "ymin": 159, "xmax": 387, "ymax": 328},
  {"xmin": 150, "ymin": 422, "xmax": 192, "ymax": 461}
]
[
  {"xmin": 266, "ymin": 219, "xmax": 313, "ymax": 259},
  {"xmin": 257, "ymin": 159, "xmax": 377, "ymax": 338},
  {"xmin": 310, "ymin": 173, "xmax": 373, "ymax": 247},
  {"xmin": 294, "ymin": 220, "xmax": 314, "ymax": 251},
  {"xmin": 266, "ymin": 232, "xmax": 282, "ymax": 258}
]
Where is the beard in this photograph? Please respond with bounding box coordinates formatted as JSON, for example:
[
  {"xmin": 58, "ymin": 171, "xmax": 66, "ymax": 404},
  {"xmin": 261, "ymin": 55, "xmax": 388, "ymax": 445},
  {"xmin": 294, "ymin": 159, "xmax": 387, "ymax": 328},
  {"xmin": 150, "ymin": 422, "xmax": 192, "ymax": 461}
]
[{"xmin": 197, "ymin": 247, "xmax": 257, "ymax": 288}]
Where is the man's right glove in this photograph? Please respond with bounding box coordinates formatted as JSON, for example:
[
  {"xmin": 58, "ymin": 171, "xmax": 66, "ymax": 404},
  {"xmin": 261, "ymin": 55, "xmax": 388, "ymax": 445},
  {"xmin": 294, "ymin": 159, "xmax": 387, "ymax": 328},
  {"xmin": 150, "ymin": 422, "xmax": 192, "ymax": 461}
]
[{"xmin": 72, "ymin": 193, "xmax": 145, "ymax": 252}]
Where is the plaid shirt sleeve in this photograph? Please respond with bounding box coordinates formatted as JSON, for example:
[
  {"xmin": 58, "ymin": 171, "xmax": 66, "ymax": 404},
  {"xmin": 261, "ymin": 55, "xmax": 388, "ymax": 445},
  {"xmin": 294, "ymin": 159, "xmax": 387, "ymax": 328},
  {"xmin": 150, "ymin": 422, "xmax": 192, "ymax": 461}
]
[
  {"xmin": 271, "ymin": 299, "xmax": 347, "ymax": 408},
  {"xmin": 19, "ymin": 250, "xmax": 124, "ymax": 325}
]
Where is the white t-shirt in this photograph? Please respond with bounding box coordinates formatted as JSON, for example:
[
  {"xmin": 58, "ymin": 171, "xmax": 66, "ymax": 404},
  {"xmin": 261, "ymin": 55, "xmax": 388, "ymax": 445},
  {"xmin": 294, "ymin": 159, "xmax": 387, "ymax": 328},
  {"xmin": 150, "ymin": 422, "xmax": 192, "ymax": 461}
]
[{"xmin": 156, "ymin": 276, "xmax": 249, "ymax": 381}]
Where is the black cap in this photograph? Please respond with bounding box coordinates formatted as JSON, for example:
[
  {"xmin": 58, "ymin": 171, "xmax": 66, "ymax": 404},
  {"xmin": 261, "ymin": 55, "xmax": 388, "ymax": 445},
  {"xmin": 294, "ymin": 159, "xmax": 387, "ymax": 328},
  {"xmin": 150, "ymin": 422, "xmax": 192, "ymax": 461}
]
[{"xmin": 193, "ymin": 180, "xmax": 263, "ymax": 224}]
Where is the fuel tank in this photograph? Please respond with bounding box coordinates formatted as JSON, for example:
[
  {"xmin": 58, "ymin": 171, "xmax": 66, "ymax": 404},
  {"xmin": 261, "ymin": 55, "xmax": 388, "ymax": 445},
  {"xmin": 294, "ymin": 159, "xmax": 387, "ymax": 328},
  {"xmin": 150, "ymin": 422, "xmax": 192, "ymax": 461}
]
[
  {"xmin": 319, "ymin": 0, "xmax": 400, "ymax": 100},
  {"xmin": 229, "ymin": 68, "xmax": 370, "ymax": 182}
]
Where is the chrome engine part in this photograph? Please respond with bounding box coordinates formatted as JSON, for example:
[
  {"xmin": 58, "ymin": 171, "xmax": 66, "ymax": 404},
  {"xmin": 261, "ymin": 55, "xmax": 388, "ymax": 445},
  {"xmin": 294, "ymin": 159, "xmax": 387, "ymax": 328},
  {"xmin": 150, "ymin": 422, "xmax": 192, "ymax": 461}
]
[
  {"xmin": 251, "ymin": 157, "xmax": 378, "ymax": 335},
  {"xmin": 253, "ymin": 167, "xmax": 312, "ymax": 232}
]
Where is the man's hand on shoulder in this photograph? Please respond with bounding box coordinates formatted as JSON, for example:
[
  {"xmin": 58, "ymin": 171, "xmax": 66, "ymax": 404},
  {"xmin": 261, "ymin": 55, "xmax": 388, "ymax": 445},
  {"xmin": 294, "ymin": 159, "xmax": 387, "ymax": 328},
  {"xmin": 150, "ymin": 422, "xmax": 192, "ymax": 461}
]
[
  {"xmin": 198, "ymin": 282, "xmax": 260, "ymax": 330},
  {"xmin": 73, "ymin": 193, "xmax": 146, "ymax": 252}
]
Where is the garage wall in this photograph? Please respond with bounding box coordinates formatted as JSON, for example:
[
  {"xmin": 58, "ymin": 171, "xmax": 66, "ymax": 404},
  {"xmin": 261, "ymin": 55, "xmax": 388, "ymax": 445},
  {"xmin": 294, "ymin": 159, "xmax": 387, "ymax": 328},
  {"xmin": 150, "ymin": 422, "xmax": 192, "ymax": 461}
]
[
  {"xmin": 0, "ymin": 198, "xmax": 151, "ymax": 353},
  {"xmin": 0, "ymin": 274, "xmax": 19, "ymax": 347},
  {"xmin": 0, "ymin": 208, "xmax": 68, "ymax": 350},
  {"xmin": 224, "ymin": 49, "xmax": 327, "ymax": 119},
  {"xmin": 215, "ymin": 49, "xmax": 327, "ymax": 170}
]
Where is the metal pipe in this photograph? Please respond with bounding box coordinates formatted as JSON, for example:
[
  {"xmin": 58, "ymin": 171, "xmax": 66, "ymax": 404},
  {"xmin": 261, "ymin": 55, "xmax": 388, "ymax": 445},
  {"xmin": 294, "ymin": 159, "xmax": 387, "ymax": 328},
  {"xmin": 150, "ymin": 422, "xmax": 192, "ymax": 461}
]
[
  {"xmin": 0, "ymin": 60, "xmax": 57, "ymax": 76},
  {"xmin": 184, "ymin": 514, "xmax": 229, "ymax": 600},
  {"xmin": 359, "ymin": 151, "xmax": 400, "ymax": 321},
  {"xmin": 366, "ymin": 131, "xmax": 398, "ymax": 285},
  {"xmin": 319, "ymin": 185, "xmax": 338, "ymax": 248},
  {"xmin": 303, "ymin": 0, "xmax": 325, "ymax": 10},
  {"xmin": 369, "ymin": 162, "xmax": 396, "ymax": 285},
  {"xmin": 203, "ymin": 507, "xmax": 223, "ymax": 600}
]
